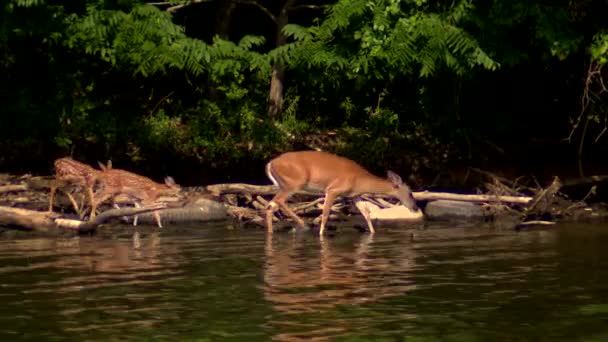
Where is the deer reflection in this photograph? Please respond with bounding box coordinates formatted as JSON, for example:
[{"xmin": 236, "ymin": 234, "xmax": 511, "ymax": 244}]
[
  {"xmin": 78, "ymin": 232, "xmax": 167, "ymax": 276},
  {"xmin": 263, "ymin": 231, "xmax": 419, "ymax": 319},
  {"xmin": 19, "ymin": 231, "xmax": 174, "ymax": 281}
]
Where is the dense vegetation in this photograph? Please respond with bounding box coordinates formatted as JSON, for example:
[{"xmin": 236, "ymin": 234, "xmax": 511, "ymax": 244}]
[{"xmin": 1, "ymin": 0, "xmax": 607, "ymax": 189}]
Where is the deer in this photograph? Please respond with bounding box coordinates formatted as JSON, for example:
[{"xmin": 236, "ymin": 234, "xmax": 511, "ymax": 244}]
[
  {"xmin": 48, "ymin": 157, "xmax": 102, "ymax": 219},
  {"xmin": 92, "ymin": 161, "xmax": 181, "ymax": 228},
  {"xmin": 265, "ymin": 150, "xmax": 419, "ymax": 235}
]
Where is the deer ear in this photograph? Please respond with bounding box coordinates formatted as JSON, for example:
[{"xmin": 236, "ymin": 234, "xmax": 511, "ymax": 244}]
[
  {"xmin": 165, "ymin": 176, "xmax": 176, "ymax": 186},
  {"xmin": 97, "ymin": 160, "xmax": 112, "ymax": 171},
  {"xmin": 387, "ymin": 171, "xmax": 403, "ymax": 187}
]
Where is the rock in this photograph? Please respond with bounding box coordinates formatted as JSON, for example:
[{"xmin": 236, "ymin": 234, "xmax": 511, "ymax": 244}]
[
  {"xmin": 424, "ymin": 200, "xmax": 486, "ymax": 221},
  {"xmin": 355, "ymin": 201, "xmax": 424, "ymax": 221},
  {"xmin": 353, "ymin": 201, "xmax": 424, "ymax": 232}
]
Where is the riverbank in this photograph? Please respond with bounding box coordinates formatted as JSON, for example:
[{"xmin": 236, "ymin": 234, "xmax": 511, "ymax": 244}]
[{"xmin": 1, "ymin": 169, "xmax": 607, "ymax": 235}]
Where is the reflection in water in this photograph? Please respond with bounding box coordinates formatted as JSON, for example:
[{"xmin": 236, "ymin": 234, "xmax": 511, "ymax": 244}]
[
  {"xmin": 263, "ymin": 232, "xmax": 418, "ymax": 341},
  {"xmin": 264, "ymin": 233, "xmax": 418, "ymax": 312},
  {"xmin": 4, "ymin": 231, "xmax": 178, "ymax": 288},
  {"xmin": 0, "ymin": 223, "xmax": 607, "ymax": 341},
  {"xmin": 0, "ymin": 230, "xmax": 187, "ymax": 337}
]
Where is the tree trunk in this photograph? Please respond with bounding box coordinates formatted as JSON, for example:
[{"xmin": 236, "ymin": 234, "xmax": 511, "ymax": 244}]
[
  {"xmin": 268, "ymin": 0, "xmax": 295, "ymax": 119},
  {"xmin": 208, "ymin": 1, "xmax": 238, "ymax": 102},
  {"xmin": 269, "ymin": 65, "xmax": 285, "ymax": 118},
  {"xmin": 215, "ymin": 0, "xmax": 236, "ymax": 40}
]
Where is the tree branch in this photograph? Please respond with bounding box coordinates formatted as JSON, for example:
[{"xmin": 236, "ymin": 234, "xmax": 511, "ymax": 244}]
[
  {"xmin": 233, "ymin": 0, "xmax": 277, "ymax": 23},
  {"xmin": 147, "ymin": 0, "xmax": 213, "ymax": 13},
  {"xmin": 287, "ymin": 4, "xmax": 325, "ymax": 11}
]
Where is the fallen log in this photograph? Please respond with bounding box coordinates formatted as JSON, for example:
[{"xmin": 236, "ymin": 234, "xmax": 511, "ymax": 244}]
[
  {"xmin": 207, "ymin": 183, "xmax": 278, "ymax": 196},
  {"xmin": 0, "ymin": 206, "xmax": 58, "ymax": 233},
  {"xmin": 413, "ymin": 191, "xmax": 532, "ymax": 205},
  {"xmin": 525, "ymin": 176, "xmax": 562, "ymax": 213},
  {"xmin": 0, "ymin": 204, "xmax": 166, "ymax": 233},
  {"xmin": 0, "ymin": 184, "xmax": 28, "ymax": 194},
  {"xmin": 562, "ymin": 174, "xmax": 608, "ymax": 187},
  {"xmin": 206, "ymin": 183, "xmax": 534, "ymax": 205}
]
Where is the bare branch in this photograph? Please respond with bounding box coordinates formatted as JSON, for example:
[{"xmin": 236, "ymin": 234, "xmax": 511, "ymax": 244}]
[
  {"xmin": 595, "ymin": 124, "xmax": 607, "ymax": 143},
  {"xmin": 0, "ymin": 184, "xmax": 28, "ymax": 194},
  {"xmin": 147, "ymin": 0, "xmax": 213, "ymax": 13},
  {"xmin": 233, "ymin": 0, "xmax": 277, "ymax": 23},
  {"xmin": 566, "ymin": 60, "xmax": 608, "ymax": 175},
  {"xmin": 206, "ymin": 182, "xmax": 534, "ymax": 205},
  {"xmin": 287, "ymin": 4, "xmax": 325, "ymax": 11},
  {"xmin": 146, "ymin": 91, "xmax": 175, "ymax": 118},
  {"xmin": 57, "ymin": 203, "xmax": 167, "ymax": 233},
  {"xmin": 566, "ymin": 59, "xmax": 595, "ymax": 143}
]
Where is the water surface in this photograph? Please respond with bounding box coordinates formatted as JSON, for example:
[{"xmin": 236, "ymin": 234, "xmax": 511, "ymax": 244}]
[{"xmin": 0, "ymin": 222, "xmax": 607, "ymax": 341}]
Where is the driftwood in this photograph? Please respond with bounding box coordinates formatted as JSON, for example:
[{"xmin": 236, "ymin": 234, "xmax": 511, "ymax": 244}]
[
  {"xmin": 205, "ymin": 182, "xmax": 534, "ymax": 230},
  {"xmin": 413, "ymin": 191, "xmax": 532, "ymax": 204},
  {"xmin": 205, "ymin": 173, "xmax": 596, "ymax": 229},
  {"xmin": 563, "ymin": 175, "xmax": 608, "ymax": 187},
  {"xmin": 521, "ymin": 177, "xmax": 564, "ymax": 225},
  {"xmin": 0, "ymin": 184, "xmax": 28, "ymax": 194},
  {"xmin": 205, "ymin": 183, "xmax": 534, "ymax": 205},
  {"xmin": 0, "ymin": 168, "xmax": 593, "ymax": 234},
  {"xmin": 207, "ymin": 183, "xmax": 279, "ymax": 196},
  {"xmin": 226, "ymin": 205, "xmax": 266, "ymax": 228},
  {"xmin": 525, "ymin": 177, "xmax": 562, "ymax": 213},
  {"xmin": 0, "ymin": 204, "xmax": 166, "ymax": 233}
]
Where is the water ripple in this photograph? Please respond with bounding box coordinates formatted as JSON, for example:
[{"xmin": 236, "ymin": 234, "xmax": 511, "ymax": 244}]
[{"xmin": 0, "ymin": 223, "xmax": 606, "ymax": 341}]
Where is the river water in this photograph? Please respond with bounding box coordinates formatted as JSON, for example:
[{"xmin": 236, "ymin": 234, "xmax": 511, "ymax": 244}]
[{"xmin": 0, "ymin": 222, "xmax": 607, "ymax": 341}]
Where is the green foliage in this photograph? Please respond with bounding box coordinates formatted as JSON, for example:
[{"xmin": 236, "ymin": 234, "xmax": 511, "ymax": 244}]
[
  {"xmin": 281, "ymin": 0, "xmax": 498, "ymax": 78},
  {"xmin": 1, "ymin": 0, "xmax": 608, "ymax": 183},
  {"xmin": 579, "ymin": 304, "xmax": 608, "ymax": 315},
  {"xmin": 14, "ymin": 0, "xmax": 46, "ymax": 7},
  {"xmin": 590, "ymin": 32, "xmax": 608, "ymax": 64}
]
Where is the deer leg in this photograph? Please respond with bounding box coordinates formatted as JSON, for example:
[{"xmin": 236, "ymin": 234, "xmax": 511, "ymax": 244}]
[
  {"xmin": 63, "ymin": 191, "xmax": 81, "ymax": 217},
  {"xmin": 132, "ymin": 202, "xmax": 142, "ymax": 227},
  {"xmin": 143, "ymin": 199, "xmax": 163, "ymax": 228},
  {"xmin": 112, "ymin": 203, "xmax": 131, "ymax": 223},
  {"xmin": 84, "ymin": 186, "xmax": 95, "ymax": 220},
  {"xmin": 153, "ymin": 210, "xmax": 163, "ymax": 229},
  {"xmin": 277, "ymin": 201, "xmax": 309, "ymax": 229},
  {"xmin": 91, "ymin": 193, "xmax": 112, "ymax": 222},
  {"xmin": 78, "ymin": 196, "xmax": 87, "ymax": 220},
  {"xmin": 267, "ymin": 191, "xmax": 308, "ymax": 232},
  {"xmin": 319, "ymin": 192, "xmax": 338, "ymax": 236},
  {"xmin": 48, "ymin": 180, "xmax": 77, "ymax": 213},
  {"xmin": 48, "ymin": 181, "xmax": 58, "ymax": 213}
]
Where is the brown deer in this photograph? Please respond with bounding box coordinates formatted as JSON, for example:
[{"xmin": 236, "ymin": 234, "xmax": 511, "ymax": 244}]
[
  {"xmin": 93, "ymin": 162, "xmax": 181, "ymax": 228},
  {"xmin": 48, "ymin": 157, "xmax": 102, "ymax": 218},
  {"xmin": 265, "ymin": 151, "xmax": 419, "ymax": 235}
]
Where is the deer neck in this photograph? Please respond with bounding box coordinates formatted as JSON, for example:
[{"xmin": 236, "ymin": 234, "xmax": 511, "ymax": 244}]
[{"xmin": 348, "ymin": 175, "xmax": 394, "ymax": 196}]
